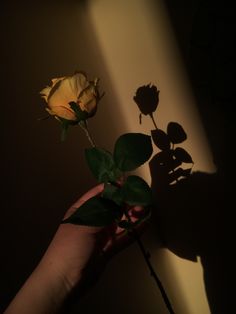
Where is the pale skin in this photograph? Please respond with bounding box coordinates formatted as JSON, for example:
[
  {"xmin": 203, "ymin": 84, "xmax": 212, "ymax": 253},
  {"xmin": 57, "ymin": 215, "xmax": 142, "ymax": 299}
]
[{"xmin": 4, "ymin": 184, "xmax": 145, "ymax": 314}]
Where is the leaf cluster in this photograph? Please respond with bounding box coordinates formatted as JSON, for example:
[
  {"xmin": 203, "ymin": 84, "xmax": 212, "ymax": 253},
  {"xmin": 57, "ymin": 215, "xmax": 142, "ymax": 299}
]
[{"xmin": 63, "ymin": 133, "xmax": 153, "ymax": 228}]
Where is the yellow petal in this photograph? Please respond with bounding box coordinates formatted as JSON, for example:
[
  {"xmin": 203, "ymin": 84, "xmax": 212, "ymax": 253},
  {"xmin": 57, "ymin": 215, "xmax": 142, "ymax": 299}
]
[
  {"xmin": 48, "ymin": 78, "xmax": 76, "ymax": 110},
  {"xmin": 40, "ymin": 87, "xmax": 51, "ymax": 101},
  {"xmin": 71, "ymin": 72, "xmax": 89, "ymax": 98},
  {"xmin": 42, "ymin": 72, "xmax": 98, "ymax": 121},
  {"xmin": 78, "ymin": 85, "xmax": 97, "ymax": 115},
  {"xmin": 46, "ymin": 106, "xmax": 76, "ymax": 121},
  {"xmin": 51, "ymin": 77, "xmax": 65, "ymax": 86},
  {"xmin": 47, "ymin": 73, "xmax": 90, "ymax": 117}
]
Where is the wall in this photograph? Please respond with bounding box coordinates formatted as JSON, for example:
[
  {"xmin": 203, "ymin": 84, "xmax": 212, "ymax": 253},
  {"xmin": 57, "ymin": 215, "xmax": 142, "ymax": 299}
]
[{"xmin": 2, "ymin": 1, "xmax": 230, "ymax": 313}]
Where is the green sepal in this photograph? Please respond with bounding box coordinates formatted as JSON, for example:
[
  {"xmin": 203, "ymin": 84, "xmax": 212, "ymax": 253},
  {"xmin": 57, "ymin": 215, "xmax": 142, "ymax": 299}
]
[
  {"xmin": 61, "ymin": 195, "xmax": 123, "ymax": 227},
  {"xmin": 114, "ymin": 133, "xmax": 153, "ymax": 171},
  {"xmin": 60, "ymin": 118, "xmax": 74, "ymax": 142},
  {"xmin": 69, "ymin": 101, "xmax": 89, "ymax": 122},
  {"xmin": 85, "ymin": 147, "xmax": 122, "ymax": 183},
  {"xmin": 58, "ymin": 117, "xmax": 78, "ymax": 142},
  {"xmin": 60, "ymin": 121, "xmax": 69, "ymax": 142}
]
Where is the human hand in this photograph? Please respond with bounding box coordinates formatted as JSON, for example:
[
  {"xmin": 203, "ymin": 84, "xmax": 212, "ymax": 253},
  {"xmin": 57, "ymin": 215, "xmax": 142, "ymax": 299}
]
[
  {"xmin": 4, "ymin": 184, "xmax": 147, "ymax": 314},
  {"xmin": 41, "ymin": 184, "xmax": 147, "ymax": 293}
]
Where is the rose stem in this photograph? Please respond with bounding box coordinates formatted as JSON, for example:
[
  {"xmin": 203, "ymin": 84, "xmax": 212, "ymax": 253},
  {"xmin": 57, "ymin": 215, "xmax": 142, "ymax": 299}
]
[
  {"xmin": 124, "ymin": 210, "xmax": 175, "ymax": 314},
  {"xmin": 79, "ymin": 120, "xmax": 96, "ymax": 147},
  {"xmin": 132, "ymin": 229, "xmax": 175, "ymax": 314}
]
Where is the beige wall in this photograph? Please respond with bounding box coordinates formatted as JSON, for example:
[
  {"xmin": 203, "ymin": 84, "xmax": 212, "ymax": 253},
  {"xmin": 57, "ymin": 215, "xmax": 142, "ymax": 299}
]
[
  {"xmin": 1, "ymin": 1, "xmax": 217, "ymax": 313},
  {"xmin": 87, "ymin": 1, "xmax": 214, "ymax": 313}
]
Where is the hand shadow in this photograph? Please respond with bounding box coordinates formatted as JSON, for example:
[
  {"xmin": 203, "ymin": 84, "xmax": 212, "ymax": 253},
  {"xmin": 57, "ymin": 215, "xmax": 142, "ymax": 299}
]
[{"xmin": 134, "ymin": 84, "xmax": 232, "ymax": 314}]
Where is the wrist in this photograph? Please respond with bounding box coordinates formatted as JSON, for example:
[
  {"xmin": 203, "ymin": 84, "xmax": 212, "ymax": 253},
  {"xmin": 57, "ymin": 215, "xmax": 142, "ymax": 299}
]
[
  {"xmin": 38, "ymin": 252, "xmax": 77, "ymax": 299},
  {"xmin": 4, "ymin": 256, "xmax": 73, "ymax": 314}
]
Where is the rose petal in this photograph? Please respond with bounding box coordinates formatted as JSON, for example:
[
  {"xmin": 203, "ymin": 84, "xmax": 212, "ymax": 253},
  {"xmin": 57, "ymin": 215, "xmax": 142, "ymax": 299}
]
[
  {"xmin": 46, "ymin": 106, "xmax": 76, "ymax": 121},
  {"xmin": 41, "ymin": 72, "xmax": 98, "ymax": 121},
  {"xmin": 78, "ymin": 85, "xmax": 97, "ymax": 114},
  {"xmin": 48, "ymin": 73, "xmax": 89, "ymax": 111},
  {"xmin": 40, "ymin": 86, "xmax": 51, "ymax": 101},
  {"xmin": 73, "ymin": 72, "xmax": 89, "ymax": 98},
  {"xmin": 51, "ymin": 77, "xmax": 65, "ymax": 85}
]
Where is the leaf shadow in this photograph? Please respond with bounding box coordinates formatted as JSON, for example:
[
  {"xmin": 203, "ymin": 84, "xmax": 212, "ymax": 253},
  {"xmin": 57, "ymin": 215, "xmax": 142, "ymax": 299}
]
[
  {"xmin": 149, "ymin": 161, "xmax": 229, "ymax": 313},
  {"xmin": 133, "ymin": 82, "xmax": 232, "ymax": 313}
]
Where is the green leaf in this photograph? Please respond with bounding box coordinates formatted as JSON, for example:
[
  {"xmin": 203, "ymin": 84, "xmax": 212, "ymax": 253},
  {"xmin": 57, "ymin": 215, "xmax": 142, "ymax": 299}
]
[
  {"xmin": 122, "ymin": 175, "xmax": 153, "ymax": 206},
  {"xmin": 102, "ymin": 183, "xmax": 124, "ymax": 205},
  {"xmin": 174, "ymin": 147, "xmax": 193, "ymax": 163},
  {"xmin": 167, "ymin": 122, "xmax": 187, "ymax": 144},
  {"xmin": 85, "ymin": 147, "xmax": 121, "ymax": 183},
  {"xmin": 62, "ymin": 196, "xmax": 122, "ymax": 227},
  {"xmin": 114, "ymin": 133, "xmax": 153, "ymax": 171},
  {"xmin": 69, "ymin": 101, "xmax": 89, "ymax": 122}
]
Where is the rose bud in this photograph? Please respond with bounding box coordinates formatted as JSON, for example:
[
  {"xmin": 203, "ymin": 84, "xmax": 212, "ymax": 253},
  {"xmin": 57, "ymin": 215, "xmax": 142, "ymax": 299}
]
[{"xmin": 40, "ymin": 72, "xmax": 99, "ymax": 122}]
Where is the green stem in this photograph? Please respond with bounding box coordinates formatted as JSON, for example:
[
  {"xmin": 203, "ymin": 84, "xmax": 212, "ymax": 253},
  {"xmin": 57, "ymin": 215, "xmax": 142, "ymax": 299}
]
[
  {"xmin": 124, "ymin": 209, "xmax": 175, "ymax": 314},
  {"xmin": 79, "ymin": 121, "xmax": 96, "ymax": 147}
]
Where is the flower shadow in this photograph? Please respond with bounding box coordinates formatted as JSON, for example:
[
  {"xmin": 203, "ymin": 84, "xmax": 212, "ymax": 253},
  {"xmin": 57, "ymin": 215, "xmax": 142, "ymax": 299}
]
[{"xmin": 133, "ymin": 83, "xmax": 230, "ymax": 314}]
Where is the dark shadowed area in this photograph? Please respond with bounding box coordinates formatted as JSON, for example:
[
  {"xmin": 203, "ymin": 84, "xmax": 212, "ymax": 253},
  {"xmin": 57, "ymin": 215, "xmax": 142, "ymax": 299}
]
[{"xmin": 1, "ymin": 1, "xmax": 234, "ymax": 313}]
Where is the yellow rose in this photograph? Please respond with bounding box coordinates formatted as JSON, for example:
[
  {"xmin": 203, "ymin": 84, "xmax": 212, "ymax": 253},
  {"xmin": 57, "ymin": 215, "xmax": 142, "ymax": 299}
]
[{"xmin": 40, "ymin": 72, "xmax": 99, "ymax": 122}]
